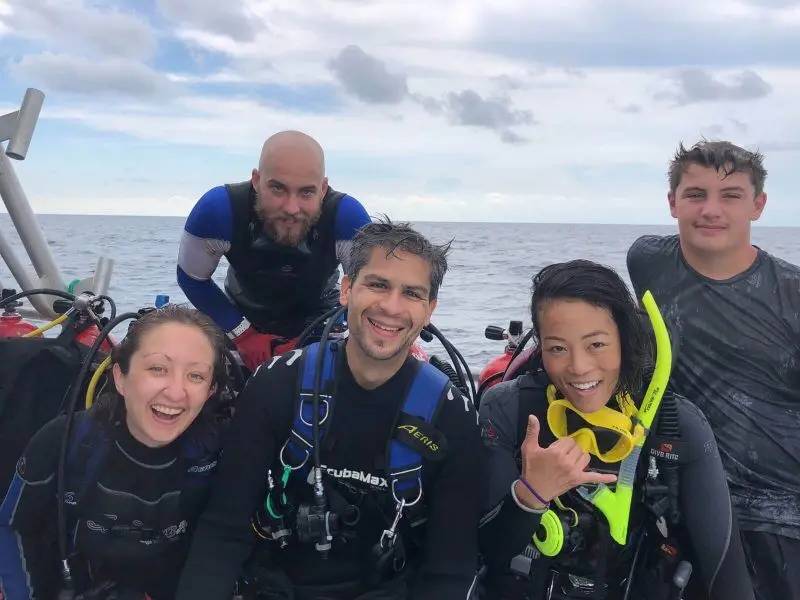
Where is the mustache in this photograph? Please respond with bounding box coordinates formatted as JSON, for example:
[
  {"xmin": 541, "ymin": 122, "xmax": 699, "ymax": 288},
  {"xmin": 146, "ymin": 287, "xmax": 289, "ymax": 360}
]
[{"xmin": 272, "ymin": 214, "xmax": 310, "ymax": 224}]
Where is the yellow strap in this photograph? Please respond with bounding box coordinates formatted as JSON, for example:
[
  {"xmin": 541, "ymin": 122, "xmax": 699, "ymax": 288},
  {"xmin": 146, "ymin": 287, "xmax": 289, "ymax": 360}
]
[{"xmin": 553, "ymin": 496, "xmax": 579, "ymax": 527}]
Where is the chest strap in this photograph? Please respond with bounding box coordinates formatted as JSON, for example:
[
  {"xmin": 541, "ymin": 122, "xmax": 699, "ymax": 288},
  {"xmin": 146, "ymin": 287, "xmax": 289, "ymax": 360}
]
[{"xmin": 279, "ymin": 340, "xmax": 450, "ymax": 505}]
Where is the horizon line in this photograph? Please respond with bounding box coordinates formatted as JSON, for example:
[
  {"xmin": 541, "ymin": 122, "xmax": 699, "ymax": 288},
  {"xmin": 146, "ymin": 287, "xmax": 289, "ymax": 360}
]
[{"xmin": 2, "ymin": 211, "xmax": 798, "ymax": 228}]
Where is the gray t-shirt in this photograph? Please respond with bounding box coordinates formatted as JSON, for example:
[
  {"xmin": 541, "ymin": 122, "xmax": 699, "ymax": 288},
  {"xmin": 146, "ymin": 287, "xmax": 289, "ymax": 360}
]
[{"xmin": 627, "ymin": 234, "xmax": 800, "ymax": 540}]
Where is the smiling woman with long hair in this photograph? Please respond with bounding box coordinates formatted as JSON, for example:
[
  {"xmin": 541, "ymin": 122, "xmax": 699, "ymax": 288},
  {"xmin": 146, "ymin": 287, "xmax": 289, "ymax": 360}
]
[{"xmin": 0, "ymin": 305, "xmax": 226, "ymax": 600}]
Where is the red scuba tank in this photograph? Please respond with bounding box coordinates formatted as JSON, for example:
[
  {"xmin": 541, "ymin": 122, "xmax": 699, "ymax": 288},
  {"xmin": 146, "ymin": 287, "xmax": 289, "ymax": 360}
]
[
  {"xmin": 479, "ymin": 350, "xmax": 514, "ymax": 388},
  {"xmin": 0, "ymin": 309, "xmax": 38, "ymax": 337},
  {"xmin": 0, "ymin": 289, "xmax": 38, "ymax": 337},
  {"xmin": 478, "ymin": 320, "xmax": 524, "ymax": 393},
  {"xmin": 75, "ymin": 323, "xmax": 113, "ymax": 352}
]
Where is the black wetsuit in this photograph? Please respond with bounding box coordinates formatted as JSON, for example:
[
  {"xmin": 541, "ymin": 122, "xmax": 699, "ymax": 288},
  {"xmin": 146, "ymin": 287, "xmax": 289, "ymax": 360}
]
[
  {"xmin": 478, "ymin": 369, "xmax": 754, "ymax": 600},
  {"xmin": 176, "ymin": 345, "xmax": 483, "ymax": 600},
  {"xmin": 628, "ymin": 235, "xmax": 800, "ymax": 599},
  {"xmin": 0, "ymin": 413, "xmax": 220, "ymax": 600}
]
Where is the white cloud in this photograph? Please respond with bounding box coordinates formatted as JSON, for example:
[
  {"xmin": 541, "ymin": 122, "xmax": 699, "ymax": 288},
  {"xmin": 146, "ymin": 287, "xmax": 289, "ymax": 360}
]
[
  {"xmin": 157, "ymin": 0, "xmax": 257, "ymax": 41},
  {"xmin": 4, "ymin": 0, "xmax": 156, "ymax": 60},
  {"xmin": 0, "ymin": 1, "xmax": 10, "ymax": 35},
  {"xmin": 20, "ymin": 64, "xmax": 799, "ymax": 225},
  {"xmin": 12, "ymin": 53, "xmax": 177, "ymax": 98}
]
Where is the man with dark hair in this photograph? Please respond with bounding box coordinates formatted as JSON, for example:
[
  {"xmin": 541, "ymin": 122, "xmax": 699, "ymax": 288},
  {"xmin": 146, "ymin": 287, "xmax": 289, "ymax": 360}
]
[
  {"xmin": 627, "ymin": 140, "xmax": 800, "ymax": 599},
  {"xmin": 176, "ymin": 219, "xmax": 482, "ymax": 599},
  {"xmin": 177, "ymin": 131, "xmax": 370, "ymax": 371}
]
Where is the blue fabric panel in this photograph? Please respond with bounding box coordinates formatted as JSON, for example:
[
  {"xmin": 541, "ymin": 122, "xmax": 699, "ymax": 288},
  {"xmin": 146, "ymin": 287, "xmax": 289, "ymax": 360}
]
[
  {"xmin": 184, "ymin": 186, "xmax": 234, "ymax": 241},
  {"xmin": 0, "ymin": 474, "xmax": 32, "ymax": 599},
  {"xmin": 332, "ymin": 194, "xmax": 370, "ymax": 241},
  {"xmin": 388, "ymin": 363, "xmax": 449, "ymax": 493}
]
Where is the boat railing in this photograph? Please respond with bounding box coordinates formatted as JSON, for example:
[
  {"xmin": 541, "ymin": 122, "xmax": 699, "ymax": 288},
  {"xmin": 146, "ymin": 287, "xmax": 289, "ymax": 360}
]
[{"xmin": 0, "ymin": 88, "xmax": 114, "ymax": 319}]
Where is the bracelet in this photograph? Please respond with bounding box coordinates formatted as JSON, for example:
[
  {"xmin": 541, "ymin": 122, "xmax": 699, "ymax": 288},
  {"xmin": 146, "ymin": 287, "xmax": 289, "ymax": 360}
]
[
  {"xmin": 510, "ymin": 480, "xmax": 548, "ymax": 513},
  {"xmin": 518, "ymin": 477, "xmax": 550, "ymax": 507}
]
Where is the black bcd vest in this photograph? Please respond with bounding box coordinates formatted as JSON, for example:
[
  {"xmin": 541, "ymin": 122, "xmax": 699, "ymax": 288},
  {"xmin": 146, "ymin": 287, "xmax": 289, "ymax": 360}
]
[{"xmin": 223, "ymin": 182, "xmax": 345, "ymax": 337}]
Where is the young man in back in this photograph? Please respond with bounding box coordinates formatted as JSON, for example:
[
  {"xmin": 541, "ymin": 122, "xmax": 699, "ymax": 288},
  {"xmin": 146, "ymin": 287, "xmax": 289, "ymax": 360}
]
[{"xmin": 627, "ymin": 140, "xmax": 800, "ymax": 600}]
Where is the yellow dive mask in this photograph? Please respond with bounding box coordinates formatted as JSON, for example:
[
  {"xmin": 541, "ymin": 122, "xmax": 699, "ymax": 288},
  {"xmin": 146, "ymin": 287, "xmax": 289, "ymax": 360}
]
[{"xmin": 546, "ymin": 384, "xmax": 645, "ymax": 463}]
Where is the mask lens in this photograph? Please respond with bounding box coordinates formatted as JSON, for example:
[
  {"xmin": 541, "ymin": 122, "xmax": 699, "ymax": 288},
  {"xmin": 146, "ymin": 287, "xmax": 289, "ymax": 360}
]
[{"xmin": 565, "ymin": 411, "xmax": 621, "ymax": 454}]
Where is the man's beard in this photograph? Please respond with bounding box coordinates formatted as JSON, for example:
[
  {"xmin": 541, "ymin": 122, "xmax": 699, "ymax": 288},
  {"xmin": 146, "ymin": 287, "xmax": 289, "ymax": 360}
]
[{"xmin": 254, "ymin": 197, "xmax": 321, "ymax": 247}]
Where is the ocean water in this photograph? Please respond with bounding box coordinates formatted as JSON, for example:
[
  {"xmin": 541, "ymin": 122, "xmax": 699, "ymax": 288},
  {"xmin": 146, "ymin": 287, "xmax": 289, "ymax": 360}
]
[{"xmin": 2, "ymin": 214, "xmax": 799, "ymax": 370}]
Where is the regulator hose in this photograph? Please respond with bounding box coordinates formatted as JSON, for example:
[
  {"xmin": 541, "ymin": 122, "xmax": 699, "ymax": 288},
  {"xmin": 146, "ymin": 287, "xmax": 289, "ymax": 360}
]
[
  {"xmin": 0, "ymin": 287, "xmax": 75, "ymax": 310},
  {"xmin": 424, "ymin": 323, "xmax": 476, "ymax": 403},
  {"xmin": 56, "ymin": 311, "xmax": 140, "ymax": 590},
  {"xmin": 296, "ymin": 305, "xmax": 343, "ymax": 349},
  {"xmin": 429, "ymin": 355, "xmax": 470, "ymax": 397}
]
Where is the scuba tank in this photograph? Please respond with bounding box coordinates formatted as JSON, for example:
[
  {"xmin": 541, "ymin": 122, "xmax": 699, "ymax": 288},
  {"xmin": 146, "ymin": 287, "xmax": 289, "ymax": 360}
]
[
  {"xmin": 479, "ymin": 320, "xmax": 525, "ymax": 395},
  {"xmin": 0, "ymin": 288, "xmax": 38, "ymax": 337},
  {"xmin": 73, "ymin": 323, "xmax": 113, "ymax": 352}
]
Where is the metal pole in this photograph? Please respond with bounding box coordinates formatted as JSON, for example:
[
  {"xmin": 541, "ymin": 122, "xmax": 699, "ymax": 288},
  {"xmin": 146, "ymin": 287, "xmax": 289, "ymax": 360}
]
[
  {"xmin": 0, "ymin": 226, "xmax": 54, "ymax": 315},
  {"xmin": 0, "ymin": 226, "xmax": 37, "ymax": 290},
  {"xmin": 6, "ymin": 89, "xmax": 45, "ymax": 160},
  {"xmin": 0, "ymin": 149, "xmax": 64, "ymax": 317},
  {"xmin": 72, "ymin": 256, "xmax": 115, "ymax": 296},
  {"xmin": 92, "ymin": 256, "xmax": 113, "ymax": 296}
]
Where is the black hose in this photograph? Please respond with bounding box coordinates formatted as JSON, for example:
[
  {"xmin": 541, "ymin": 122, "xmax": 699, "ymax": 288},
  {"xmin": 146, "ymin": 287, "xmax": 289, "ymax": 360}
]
[
  {"xmin": 0, "ymin": 287, "xmax": 75, "ymax": 310},
  {"xmin": 94, "ymin": 295, "xmax": 117, "ymax": 321},
  {"xmin": 424, "ymin": 323, "xmax": 476, "ymax": 402},
  {"xmin": 435, "ymin": 329, "xmax": 473, "ymax": 400},
  {"xmin": 502, "ymin": 329, "xmax": 535, "ymax": 376},
  {"xmin": 0, "ymin": 288, "xmax": 116, "ymax": 322},
  {"xmin": 432, "ymin": 332, "xmax": 467, "ymax": 394},
  {"xmin": 223, "ymin": 347, "xmax": 246, "ymax": 392},
  {"xmin": 429, "ymin": 355, "xmax": 469, "ymax": 397},
  {"xmin": 56, "ymin": 311, "xmax": 140, "ymax": 588},
  {"xmin": 622, "ymin": 527, "xmax": 647, "ymax": 600},
  {"xmin": 296, "ymin": 305, "xmax": 342, "ymax": 349}
]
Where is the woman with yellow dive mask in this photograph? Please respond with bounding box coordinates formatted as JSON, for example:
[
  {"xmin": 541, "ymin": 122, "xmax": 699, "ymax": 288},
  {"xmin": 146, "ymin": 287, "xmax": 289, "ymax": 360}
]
[{"xmin": 478, "ymin": 260, "xmax": 754, "ymax": 600}]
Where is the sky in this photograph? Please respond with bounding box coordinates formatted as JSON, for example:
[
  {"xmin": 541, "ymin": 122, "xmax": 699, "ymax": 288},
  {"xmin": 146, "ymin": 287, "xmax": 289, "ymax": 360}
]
[{"xmin": 1, "ymin": 0, "xmax": 799, "ymax": 225}]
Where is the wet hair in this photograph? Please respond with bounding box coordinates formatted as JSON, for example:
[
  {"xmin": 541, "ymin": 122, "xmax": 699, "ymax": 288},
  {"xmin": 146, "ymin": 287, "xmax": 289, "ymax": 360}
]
[
  {"xmin": 92, "ymin": 305, "xmax": 227, "ymax": 422},
  {"xmin": 530, "ymin": 260, "xmax": 652, "ymax": 397},
  {"xmin": 668, "ymin": 139, "xmax": 767, "ymax": 196},
  {"xmin": 346, "ymin": 216, "xmax": 451, "ymax": 300}
]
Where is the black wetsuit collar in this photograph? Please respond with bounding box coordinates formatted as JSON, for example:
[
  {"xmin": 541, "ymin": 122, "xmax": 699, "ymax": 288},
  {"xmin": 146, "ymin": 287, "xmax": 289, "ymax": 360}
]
[{"xmin": 112, "ymin": 420, "xmax": 180, "ymax": 468}]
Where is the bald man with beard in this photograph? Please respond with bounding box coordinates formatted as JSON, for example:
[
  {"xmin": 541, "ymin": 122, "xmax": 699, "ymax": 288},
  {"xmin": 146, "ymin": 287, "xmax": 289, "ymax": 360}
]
[{"xmin": 178, "ymin": 131, "xmax": 370, "ymax": 371}]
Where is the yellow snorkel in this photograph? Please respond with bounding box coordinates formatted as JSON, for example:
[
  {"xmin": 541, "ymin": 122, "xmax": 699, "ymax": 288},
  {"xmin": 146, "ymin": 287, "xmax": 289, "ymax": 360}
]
[{"xmin": 576, "ymin": 290, "xmax": 672, "ymax": 545}]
